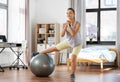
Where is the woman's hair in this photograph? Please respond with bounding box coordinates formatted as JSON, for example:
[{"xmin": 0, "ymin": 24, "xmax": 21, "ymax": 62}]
[{"xmin": 67, "ymin": 8, "xmax": 75, "ymax": 14}]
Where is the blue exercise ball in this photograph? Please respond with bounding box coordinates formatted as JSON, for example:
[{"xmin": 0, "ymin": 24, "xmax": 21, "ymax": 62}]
[{"xmin": 30, "ymin": 53, "xmax": 55, "ymax": 77}]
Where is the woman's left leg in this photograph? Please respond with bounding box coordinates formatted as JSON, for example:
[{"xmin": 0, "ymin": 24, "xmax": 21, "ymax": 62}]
[
  {"xmin": 71, "ymin": 54, "xmax": 77, "ymax": 74},
  {"xmin": 70, "ymin": 44, "xmax": 82, "ymax": 79}
]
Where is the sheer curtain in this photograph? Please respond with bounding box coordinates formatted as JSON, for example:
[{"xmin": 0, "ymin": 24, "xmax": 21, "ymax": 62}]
[
  {"xmin": 8, "ymin": 0, "xmax": 25, "ymax": 42},
  {"xmin": 117, "ymin": 0, "xmax": 120, "ymax": 67},
  {"xmin": 70, "ymin": 0, "xmax": 86, "ymax": 48},
  {"xmin": 8, "ymin": 0, "xmax": 28, "ymax": 65}
]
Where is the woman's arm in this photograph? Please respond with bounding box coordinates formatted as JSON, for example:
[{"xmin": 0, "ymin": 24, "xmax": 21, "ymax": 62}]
[
  {"xmin": 61, "ymin": 23, "xmax": 67, "ymax": 37},
  {"xmin": 68, "ymin": 22, "xmax": 80, "ymax": 37}
]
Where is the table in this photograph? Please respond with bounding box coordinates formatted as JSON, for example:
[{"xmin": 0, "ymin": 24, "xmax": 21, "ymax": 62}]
[{"xmin": 0, "ymin": 42, "xmax": 21, "ymax": 72}]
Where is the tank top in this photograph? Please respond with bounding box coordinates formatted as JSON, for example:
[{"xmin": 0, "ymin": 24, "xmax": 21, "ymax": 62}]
[{"xmin": 66, "ymin": 21, "xmax": 81, "ymax": 47}]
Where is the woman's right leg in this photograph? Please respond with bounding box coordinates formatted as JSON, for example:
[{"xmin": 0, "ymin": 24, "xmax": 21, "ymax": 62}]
[
  {"xmin": 40, "ymin": 46, "xmax": 58, "ymax": 54},
  {"xmin": 40, "ymin": 40, "xmax": 71, "ymax": 54}
]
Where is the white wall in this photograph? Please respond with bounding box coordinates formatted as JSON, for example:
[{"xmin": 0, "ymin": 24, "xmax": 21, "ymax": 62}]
[
  {"xmin": 30, "ymin": 0, "xmax": 70, "ymax": 52},
  {"xmin": 35, "ymin": 0, "xmax": 69, "ymax": 23}
]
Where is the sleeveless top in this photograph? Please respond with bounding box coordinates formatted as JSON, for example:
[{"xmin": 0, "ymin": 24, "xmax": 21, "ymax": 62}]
[{"xmin": 66, "ymin": 21, "xmax": 81, "ymax": 47}]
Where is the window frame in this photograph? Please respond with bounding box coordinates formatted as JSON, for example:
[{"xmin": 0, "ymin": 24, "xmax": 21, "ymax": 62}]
[{"xmin": 86, "ymin": 0, "xmax": 116, "ymax": 45}]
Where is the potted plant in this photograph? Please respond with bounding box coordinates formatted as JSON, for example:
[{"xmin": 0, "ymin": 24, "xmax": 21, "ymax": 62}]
[
  {"xmin": 89, "ymin": 34, "xmax": 96, "ymax": 43},
  {"xmin": 86, "ymin": 23, "xmax": 97, "ymax": 43}
]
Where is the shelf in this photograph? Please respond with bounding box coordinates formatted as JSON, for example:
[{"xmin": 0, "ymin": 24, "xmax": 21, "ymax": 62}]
[
  {"xmin": 35, "ymin": 23, "xmax": 60, "ymax": 65},
  {"xmin": 46, "ymin": 33, "xmax": 55, "ymax": 34},
  {"xmin": 38, "ymin": 33, "xmax": 54, "ymax": 35},
  {"xmin": 38, "ymin": 33, "xmax": 46, "ymax": 35},
  {"xmin": 37, "ymin": 43, "xmax": 45, "ymax": 45}
]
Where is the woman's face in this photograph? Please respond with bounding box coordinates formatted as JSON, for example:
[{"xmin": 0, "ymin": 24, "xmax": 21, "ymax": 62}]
[{"xmin": 67, "ymin": 10, "xmax": 75, "ymax": 20}]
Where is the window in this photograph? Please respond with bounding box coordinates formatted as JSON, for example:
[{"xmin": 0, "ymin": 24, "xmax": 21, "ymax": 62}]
[
  {"xmin": 0, "ymin": 0, "xmax": 7, "ymax": 36},
  {"xmin": 101, "ymin": 11, "xmax": 116, "ymax": 41},
  {"xmin": 86, "ymin": 12, "xmax": 97, "ymax": 41},
  {"xmin": 0, "ymin": 9, "xmax": 7, "ymax": 35},
  {"xmin": 101, "ymin": 0, "xmax": 117, "ymax": 8},
  {"xmin": 0, "ymin": 0, "xmax": 7, "ymax": 4},
  {"xmin": 86, "ymin": 0, "xmax": 98, "ymax": 9},
  {"xmin": 86, "ymin": 0, "xmax": 117, "ymax": 45}
]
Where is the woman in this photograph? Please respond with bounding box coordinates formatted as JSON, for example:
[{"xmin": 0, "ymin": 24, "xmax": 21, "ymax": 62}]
[{"xmin": 39, "ymin": 8, "xmax": 82, "ymax": 79}]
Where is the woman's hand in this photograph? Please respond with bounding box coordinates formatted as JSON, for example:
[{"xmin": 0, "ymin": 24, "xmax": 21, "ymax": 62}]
[
  {"xmin": 61, "ymin": 23, "xmax": 67, "ymax": 37},
  {"xmin": 67, "ymin": 20, "xmax": 72, "ymax": 27},
  {"xmin": 67, "ymin": 21, "xmax": 80, "ymax": 37},
  {"xmin": 63, "ymin": 22, "xmax": 68, "ymax": 30}
]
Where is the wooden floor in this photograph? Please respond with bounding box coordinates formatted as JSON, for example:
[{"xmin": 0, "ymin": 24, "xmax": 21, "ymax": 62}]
[{"xmin": 0, "ymin": 65, "xmax": 120, "ymax": 82}]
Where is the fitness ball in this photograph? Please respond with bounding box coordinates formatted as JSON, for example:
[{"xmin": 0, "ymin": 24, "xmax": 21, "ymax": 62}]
[{"xmin": 30, "ymin": 53, "xmax": 55, "ymax": 77}]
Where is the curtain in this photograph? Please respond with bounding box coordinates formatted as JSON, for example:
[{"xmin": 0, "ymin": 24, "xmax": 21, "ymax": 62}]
[
  {"xmin": 116, "ymin": 0, "xmax": 120, "ymax": 67},
  {"xmin": 25, "ymin": 0, "xmax": 32, "ymax": 65},
  {"xmin": 8, "ymin": 0, "xmax": 30, "ymax": 65},
  {"xmin": 70, "ymin": 0, "xmax": 86, "ymax": 48},
  {"xmin": 8, "ymin": 0, "xmax": 25, "ymax": 42}
]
